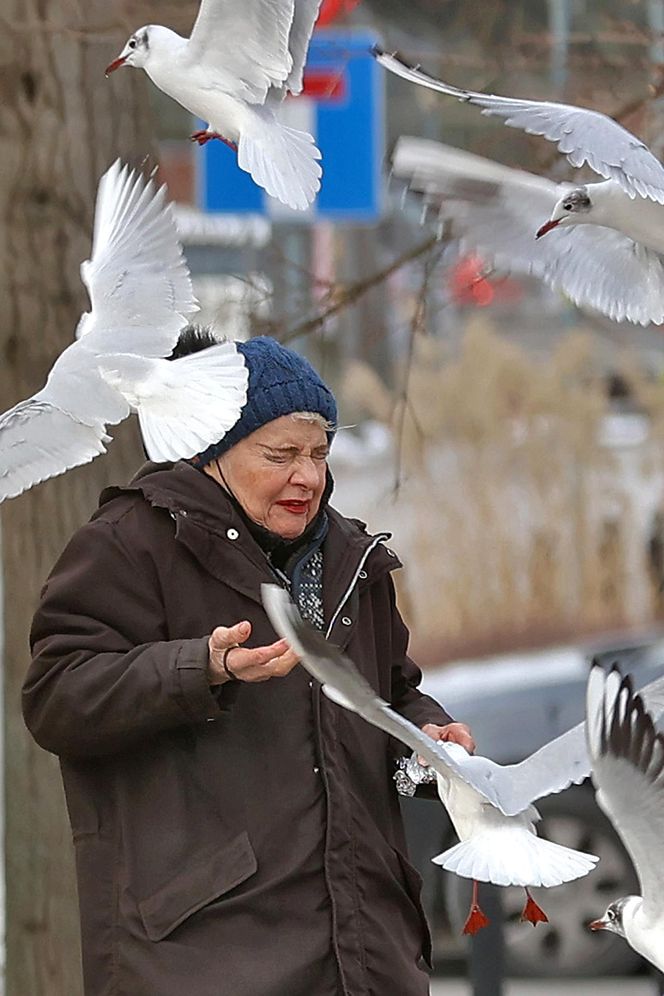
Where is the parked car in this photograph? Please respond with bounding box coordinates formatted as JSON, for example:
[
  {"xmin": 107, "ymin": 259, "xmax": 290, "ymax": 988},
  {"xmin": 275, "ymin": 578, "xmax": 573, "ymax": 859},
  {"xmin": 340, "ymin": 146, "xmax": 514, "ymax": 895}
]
[{"xmin": 401, "ymin": 636, "xmax": 664, "ymax": 978}]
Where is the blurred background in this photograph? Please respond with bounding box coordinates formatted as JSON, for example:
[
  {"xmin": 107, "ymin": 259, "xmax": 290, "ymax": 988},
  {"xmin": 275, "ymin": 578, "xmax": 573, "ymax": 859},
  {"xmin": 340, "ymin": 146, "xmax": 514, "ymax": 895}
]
[{"xmin": 3, "ymin": 0, "xmax": 664, "ymax": 993}]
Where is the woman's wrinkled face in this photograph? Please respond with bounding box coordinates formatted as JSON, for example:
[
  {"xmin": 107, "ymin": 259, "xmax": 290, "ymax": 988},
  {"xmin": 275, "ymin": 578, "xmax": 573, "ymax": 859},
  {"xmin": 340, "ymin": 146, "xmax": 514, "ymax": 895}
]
[{"xmin": 209, "ymin": 415, "xmax": 329, "ymax": 539}]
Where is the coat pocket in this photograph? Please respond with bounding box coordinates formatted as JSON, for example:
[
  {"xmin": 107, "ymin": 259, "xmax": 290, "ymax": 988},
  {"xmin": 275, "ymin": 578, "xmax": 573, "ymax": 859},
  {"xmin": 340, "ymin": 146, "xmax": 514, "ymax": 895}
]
[
  {"xmin": 138, "ymin": 830, "xmax": 257, "ymax": 942},
  {"xmin": 394, "ymin": 848, "xmax": 433, "ymax": 970}
]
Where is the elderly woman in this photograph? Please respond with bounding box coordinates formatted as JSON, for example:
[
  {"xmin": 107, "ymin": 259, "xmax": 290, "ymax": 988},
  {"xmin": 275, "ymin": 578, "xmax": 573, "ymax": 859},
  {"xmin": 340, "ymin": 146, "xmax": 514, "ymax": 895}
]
[{"xmin": 24, "ymin": 333, "xmax": 473, "ymax": 996}]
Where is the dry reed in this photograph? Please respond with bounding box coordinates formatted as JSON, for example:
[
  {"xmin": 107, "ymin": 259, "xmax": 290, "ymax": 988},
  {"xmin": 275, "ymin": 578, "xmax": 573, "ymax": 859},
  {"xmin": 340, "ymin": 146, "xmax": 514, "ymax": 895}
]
[{"xmin": 337, "ymin": 317, "xmax": 664, "ymax": 664}]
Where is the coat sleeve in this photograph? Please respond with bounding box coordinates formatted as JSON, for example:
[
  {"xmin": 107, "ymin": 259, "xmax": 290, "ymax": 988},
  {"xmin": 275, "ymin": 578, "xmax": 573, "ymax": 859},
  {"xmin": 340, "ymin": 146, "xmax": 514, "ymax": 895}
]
[
  {"xmin": 24, "ymin": 510, "xmax": 229, "ymax": 760},
  {"xmin": 386, "ymin": 577, "xmax": 454, "ymax": 729}
]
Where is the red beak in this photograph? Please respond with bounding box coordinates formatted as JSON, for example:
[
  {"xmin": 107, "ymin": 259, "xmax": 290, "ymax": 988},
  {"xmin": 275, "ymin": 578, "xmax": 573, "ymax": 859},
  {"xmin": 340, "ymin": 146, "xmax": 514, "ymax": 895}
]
[
  {"xmin": 588, "ymin": 919, "xmax": 606, "ymax": 931},
  {"xmin": 105, "ymin": 56, "xmax": 127, "ymax": 77},
  {"xmin": 536, "ymin": 218, "xmax": 561, "ymax": 239}
]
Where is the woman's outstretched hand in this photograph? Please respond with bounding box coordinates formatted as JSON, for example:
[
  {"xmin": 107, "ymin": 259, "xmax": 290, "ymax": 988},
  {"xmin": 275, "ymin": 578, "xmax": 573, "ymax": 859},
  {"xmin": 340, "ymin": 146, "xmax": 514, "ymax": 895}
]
[{"xmin": 208, "ymin": 620, "xmax": 300, "ymax": 685}]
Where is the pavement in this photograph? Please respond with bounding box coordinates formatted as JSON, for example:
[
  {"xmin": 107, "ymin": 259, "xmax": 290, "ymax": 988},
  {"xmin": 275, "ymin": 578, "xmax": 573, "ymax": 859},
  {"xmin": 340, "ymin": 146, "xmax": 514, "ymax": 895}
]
[{"xmin": 430, "ymin": 979, "xmax": 655, "ymax": 995}]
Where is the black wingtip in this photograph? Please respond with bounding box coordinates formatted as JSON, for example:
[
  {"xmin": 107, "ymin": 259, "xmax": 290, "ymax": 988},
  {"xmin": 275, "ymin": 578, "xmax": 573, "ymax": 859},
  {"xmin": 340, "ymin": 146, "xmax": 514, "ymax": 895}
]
[
  {"xmin": 372, "ymin": 45, "xmax": 402, "ymax": 63},
  {"xmin": 604, "ymin": 668, "xmax": 664, "ymax": 783},
  {"xmin": 589, "ymin": 658, "xmax": 625, "ymax": 680}
]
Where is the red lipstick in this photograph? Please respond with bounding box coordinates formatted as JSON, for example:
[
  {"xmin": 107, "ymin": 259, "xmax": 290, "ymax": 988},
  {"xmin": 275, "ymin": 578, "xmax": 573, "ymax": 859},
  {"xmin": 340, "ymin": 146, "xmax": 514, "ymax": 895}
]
[{"xmin": 277, "ymin": 500, "xmax": 309, "ymax": 515}]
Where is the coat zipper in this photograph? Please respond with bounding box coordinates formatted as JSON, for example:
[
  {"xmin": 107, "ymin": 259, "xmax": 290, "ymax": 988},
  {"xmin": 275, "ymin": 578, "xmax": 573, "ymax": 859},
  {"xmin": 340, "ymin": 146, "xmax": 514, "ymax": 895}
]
[
  {"xmin": 325, "ymin": 533, "xmax": 391, "ymax": 638},
  {"xmin": 320, "ymin": 530, "xmax": 389, "ymax": 995}
]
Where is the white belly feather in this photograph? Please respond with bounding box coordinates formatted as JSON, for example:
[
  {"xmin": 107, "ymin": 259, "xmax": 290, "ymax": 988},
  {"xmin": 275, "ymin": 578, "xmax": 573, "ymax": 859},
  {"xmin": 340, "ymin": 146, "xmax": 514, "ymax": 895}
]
[
  {"xmin": 433, "ymin": 771, "xmax": 598, "ymax": 888},
  {"xmin": 146, "ymin": 60, "xmax": 253, "ymax": 141}
]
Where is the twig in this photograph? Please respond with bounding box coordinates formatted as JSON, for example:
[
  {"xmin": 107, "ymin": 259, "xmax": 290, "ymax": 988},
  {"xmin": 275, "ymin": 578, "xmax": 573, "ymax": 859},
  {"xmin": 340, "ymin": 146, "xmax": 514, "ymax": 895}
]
[
  {"xmin": 392, "ymin": 244, "xmax": 444, "ymax": 494},
  {"xmin": 276, "ymin": 234, "xmax": 438, "ymax": 343}
]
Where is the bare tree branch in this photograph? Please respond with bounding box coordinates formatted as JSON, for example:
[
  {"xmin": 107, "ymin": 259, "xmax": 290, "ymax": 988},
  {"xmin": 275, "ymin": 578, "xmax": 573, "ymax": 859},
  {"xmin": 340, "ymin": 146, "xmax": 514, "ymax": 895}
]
[
  {"xmin": 274, "ymin": 234, "xmax": 438, "ymax": 343},
  {"xmin": 392, "ymin": 244, "xmax": 443, "ymax": 494}
]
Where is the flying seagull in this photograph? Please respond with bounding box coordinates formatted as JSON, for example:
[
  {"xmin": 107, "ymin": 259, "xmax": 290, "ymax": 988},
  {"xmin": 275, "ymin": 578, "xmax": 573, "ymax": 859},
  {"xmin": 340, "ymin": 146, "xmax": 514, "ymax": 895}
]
[
  {"xmin": 262, "ymin": 583, "xmax": 604, "ymax": 934},
  {"xmin": 376, "ymin": 47, "xmax": 664, "ymax": 325},
  {"xmin": 586, "ymin": 666, "xmax": 664, "ymax": 972},
  {"xmin": 0, "ymin": 160, "xmax": 248, "ymax": 502},
  {"xmin": 106, "ymin": 1, "xmax": 323, "ymax": 212}
]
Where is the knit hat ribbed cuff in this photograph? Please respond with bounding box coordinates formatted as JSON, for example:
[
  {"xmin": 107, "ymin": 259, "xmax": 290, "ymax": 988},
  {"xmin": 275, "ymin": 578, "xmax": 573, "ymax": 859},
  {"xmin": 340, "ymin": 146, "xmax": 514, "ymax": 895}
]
[{"xmin": 191, "ymin": 336, "xmax": 337, "ymax": 467}]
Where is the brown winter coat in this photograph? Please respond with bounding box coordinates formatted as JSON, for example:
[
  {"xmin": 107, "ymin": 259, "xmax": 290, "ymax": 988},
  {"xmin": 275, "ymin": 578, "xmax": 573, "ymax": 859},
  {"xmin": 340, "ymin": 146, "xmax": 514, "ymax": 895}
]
[{"xmin": 24, "ymin": 461, "xmax": 453, "ymax": 996}]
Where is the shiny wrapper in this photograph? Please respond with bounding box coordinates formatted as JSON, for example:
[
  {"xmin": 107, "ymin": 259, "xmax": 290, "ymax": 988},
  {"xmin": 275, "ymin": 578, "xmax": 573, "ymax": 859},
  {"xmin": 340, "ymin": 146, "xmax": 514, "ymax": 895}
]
[{"xmin": 394, "ymin": 753, "xmax": 437, "ymax": 797}]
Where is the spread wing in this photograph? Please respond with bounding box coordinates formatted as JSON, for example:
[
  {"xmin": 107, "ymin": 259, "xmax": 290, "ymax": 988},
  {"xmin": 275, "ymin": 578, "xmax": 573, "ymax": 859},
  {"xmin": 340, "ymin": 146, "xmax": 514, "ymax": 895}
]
[
  {"xmin": 543, "ymin": 226, "xmax": 664, "ymax": 326},
  {"xmin": 393, "ymin": 136, "xmax": 664, "ymax": 325},
  {"xmin": 440, "ymin": 668, "xmax": 664, "ymax": 818},
  {"xmin": 587, "ymin": 667, "xmax": 664, "ymax": 920},
  {"xmin": 0, "ymin": 158, "xmax": 203, "ymax": 501},
  {"xmin": 186, "ymin": 0, "xmax": 296, "ymax": 104},
  {"xmin": 378, "ymin": 48, "xmax": 664, "ymax": 204},
  {"xmin": 263, "ymin": 584, "xmax": 664, "ymax": 819},
  {"xmin": 261, "ymin": 583, "xmax": 535, "ymax": 813},
  {"xmin": 0, "ymin": 397, "xmax": 109, "ymax": 502},
  {"xmin": 284, "ymin": 0, "xmax": 323, "ymax": 95},
  {"xmin": 77, "ymin": 160, "xmax": 198, "ymax": 358},
  {"xmin": 0, "ymin": 333, "xmax": 133, "ymax": 503}
]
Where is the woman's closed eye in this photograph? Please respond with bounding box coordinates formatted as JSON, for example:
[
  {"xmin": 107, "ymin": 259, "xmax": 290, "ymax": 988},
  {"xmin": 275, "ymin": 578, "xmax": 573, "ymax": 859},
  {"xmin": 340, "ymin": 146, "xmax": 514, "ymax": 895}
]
[{"xmin": 262, "ymin": 448, "xmax": 328, "ymax": 464}]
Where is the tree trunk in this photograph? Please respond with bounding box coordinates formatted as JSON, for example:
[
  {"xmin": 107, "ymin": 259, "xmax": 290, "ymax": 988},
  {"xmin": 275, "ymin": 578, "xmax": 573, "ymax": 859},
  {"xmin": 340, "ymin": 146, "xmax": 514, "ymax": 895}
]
[{"xmin": 0, "ymin": 2, "xmax": 156, "ymax": 992}]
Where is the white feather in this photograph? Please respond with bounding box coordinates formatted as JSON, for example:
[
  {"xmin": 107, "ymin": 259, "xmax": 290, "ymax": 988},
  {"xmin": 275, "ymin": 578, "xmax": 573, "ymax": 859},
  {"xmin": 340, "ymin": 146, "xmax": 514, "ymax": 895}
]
[
  {"xmin": 239, "ymin": 108, "xmax": 321, "ymax": 212},
  {"xmin": 0, "ymin": 159, "xmax": 205, "ymax": 502},
  {"xmin": 110, "ymin": 2, "xmax": 323, "ymax": 211},
  {"xmin": 97, "ymin": 342, "xmax": 249, "ymax": 464},
  {"xmin": 433, "ymin": 828, "xmax": 598, "ymax": 888},
  {"xmin": 261, "ymin": 583, "xmax": 600, "ymax": 894},
  {"xmin": 586, "ymin": 666, "xmax": 664, "ymax": 971}
]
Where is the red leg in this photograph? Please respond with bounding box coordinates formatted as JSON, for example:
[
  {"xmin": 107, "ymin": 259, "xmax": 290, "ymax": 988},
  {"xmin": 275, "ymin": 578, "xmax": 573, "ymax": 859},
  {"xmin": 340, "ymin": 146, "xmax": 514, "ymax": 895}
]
[
  {"xmin": 462, "ymin": 880, "xmax": 490, "ymax": 935},
  {"xmin": 190, "ymin": 129, "xmax": 220, "ymax": 146},
  {"xmin": 189, "ymin": 130, "xmax": 237, "ymax": 151},
  {"xmin": 521, "ymin": 887, "xmax": 549, "ymax": 927}
]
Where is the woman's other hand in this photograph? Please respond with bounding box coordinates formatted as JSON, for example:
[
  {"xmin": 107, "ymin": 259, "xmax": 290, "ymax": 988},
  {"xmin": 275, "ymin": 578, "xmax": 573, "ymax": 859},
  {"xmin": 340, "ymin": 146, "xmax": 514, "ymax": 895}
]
[{"xmin": 421, "ymin": 722, "xmax": 476, "ymax": 755}]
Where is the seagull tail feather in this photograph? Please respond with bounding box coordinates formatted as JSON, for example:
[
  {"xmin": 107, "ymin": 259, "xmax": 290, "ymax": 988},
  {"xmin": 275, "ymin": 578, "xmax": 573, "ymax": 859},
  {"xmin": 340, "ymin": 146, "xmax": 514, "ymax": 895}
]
[
  {"xmin": 432, "ymin": 828, "xmax": 599, "ymax": 888},
  {"xmin": 238, "ymin": 109, "xmax": 322, "ymax": 212},
  {"xmin": 135, "ymin": 342, "xmax": 248, "ymax": 464}
]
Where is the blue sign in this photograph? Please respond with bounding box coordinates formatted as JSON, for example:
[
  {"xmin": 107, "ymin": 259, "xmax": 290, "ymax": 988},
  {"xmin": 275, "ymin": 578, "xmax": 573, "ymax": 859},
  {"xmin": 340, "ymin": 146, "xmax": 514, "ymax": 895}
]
[{"xmin": 196, "ymin": 29, "xmax": 385, "ymax": 222}]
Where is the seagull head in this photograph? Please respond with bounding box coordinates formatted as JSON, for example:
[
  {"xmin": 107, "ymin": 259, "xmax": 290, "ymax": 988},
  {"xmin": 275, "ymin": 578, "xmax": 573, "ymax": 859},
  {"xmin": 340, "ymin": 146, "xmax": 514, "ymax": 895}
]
[
  {"xmin": 536, "ymin": 187, "xmax": 592, "ymax": 239},
  {"xmin": 105, "ymin": 27, "xmax": 153, "ymax": 75},
  {"xmin": 588, "ymin": 897, "xmax": 634, "ymax": 938}
]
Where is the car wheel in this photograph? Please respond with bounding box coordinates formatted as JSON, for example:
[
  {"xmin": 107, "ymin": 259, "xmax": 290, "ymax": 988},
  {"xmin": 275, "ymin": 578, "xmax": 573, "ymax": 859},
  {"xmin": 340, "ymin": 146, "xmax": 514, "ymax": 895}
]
[{"xmin": 442, "ymin": 786, "xmax": 643, "ymax": 978}]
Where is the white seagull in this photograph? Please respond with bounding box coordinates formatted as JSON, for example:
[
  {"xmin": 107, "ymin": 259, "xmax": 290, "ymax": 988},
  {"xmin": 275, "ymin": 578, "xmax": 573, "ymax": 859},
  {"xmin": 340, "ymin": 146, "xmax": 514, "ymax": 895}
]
[
  {"xmin": 586, "ymin": 665, "xmax": 664, "ymax": 972},
  {"xmin": 263, "ymin": 583, "xmax": 664, "ymax": 934},
  {"xmin": 0, "ymin": 160, "xmax": 249, "ymax": 503},
  {"xmin": 262, "ymin": 584, "xmax": 604, "ymax": 934},
  {"xmin": 106, "ymin": 1, "xmax": 323, "ymax": 212},
  {"xmin": 377, "ymin": 47, "xmax": 664, "ymax": 325}
]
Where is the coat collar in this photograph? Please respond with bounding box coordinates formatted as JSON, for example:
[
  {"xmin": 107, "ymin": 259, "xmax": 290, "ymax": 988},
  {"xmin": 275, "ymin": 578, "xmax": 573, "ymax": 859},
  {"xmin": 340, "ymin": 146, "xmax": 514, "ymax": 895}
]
[{"xmin": 99, "ymin": 461, "xmax": 401, "ymax": 614}]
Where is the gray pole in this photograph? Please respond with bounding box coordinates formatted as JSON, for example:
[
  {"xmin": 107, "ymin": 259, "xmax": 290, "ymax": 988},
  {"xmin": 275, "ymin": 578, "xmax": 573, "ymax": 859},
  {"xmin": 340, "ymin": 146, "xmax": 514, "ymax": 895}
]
[
  {"xmin": 548, "ymin": 0, "xmax": 570, "ymax": 87},
  {"xmin": 469, "ymin": 884, "xmax": 505, "ymax": 996},
  {"xmin": 648, "ymin": 0, "xmax": 664, "ymax": 65}
]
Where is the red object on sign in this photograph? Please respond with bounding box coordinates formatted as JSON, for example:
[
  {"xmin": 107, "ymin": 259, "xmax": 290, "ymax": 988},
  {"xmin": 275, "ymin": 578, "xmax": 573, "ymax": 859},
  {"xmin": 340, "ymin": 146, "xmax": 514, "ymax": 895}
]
[
  {"xmin": 449, "ymin": 254, "xmax": 523, "ymax": 308},
  {"xmin": 301, "ymin": 69, "xmax": 347, "ymax": 101},
  {"xmin": 317, "ymin": 0, "xmax": 361, "ymax": 27}
]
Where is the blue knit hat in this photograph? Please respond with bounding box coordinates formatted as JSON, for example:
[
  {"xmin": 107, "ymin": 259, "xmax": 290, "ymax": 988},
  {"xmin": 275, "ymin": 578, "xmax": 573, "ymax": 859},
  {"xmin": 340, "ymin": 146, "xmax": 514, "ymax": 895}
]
[{"xmin": 191, "ymin": 337, "xmax": 337, "ymax": 466}]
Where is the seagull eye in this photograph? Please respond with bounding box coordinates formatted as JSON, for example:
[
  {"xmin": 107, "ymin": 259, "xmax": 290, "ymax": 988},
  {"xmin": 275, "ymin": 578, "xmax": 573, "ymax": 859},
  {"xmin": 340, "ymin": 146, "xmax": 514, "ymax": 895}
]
[
  {"xmin": 128, "ymin": 39, "xmax": 137, "ymax": 49},
  {"xmin": 608, "ymin": 909, "xmax": 615, "ymax": 920},
  {"xmin": 563, "ymin": 203, "xmax": 572, "ymax": 210}
]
